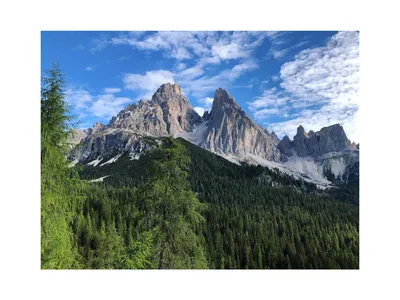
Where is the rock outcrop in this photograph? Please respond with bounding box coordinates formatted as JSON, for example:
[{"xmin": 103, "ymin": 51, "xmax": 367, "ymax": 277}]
[
  {"xmin": 201, "ymin": 88, "xmax": 281, "ymax": 162},
  {"xmin": 276, "ymin": 124, "xmax": 359, "ymax": 184},
  {"xmin": 278, "ymin": 124, "xmax": 353, "ymax": 158},
  {"xmin": 108, "ymin": 83, "xmax": 201, "ymax": 136}
]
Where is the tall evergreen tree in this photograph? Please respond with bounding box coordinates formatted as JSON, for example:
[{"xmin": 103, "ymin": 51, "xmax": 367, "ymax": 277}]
[
  {"xmin": 139, "ymin": 138, "xmax": 208, "ymax": 269},
  {"xmin": 41, "ymin": 62, "xmax": 85, "ymax": 269}
]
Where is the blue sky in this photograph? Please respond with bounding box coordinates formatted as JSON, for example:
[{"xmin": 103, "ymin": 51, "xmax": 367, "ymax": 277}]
[{"xmin": 41, "ymin": 31, "xmax": 359, "ymax": 142}]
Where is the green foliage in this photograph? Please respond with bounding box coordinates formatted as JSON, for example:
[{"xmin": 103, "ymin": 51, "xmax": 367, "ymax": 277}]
[
  {"xmin": 78, "ymin": 137, "xmax": 359, "ymax": 269},
  {"xmin": 41, "ymin": 63, "xmax": 153, "ymax": 269},
  {"xmin": 71, "ymin": 138, "xmax": 208, "ymax": 269},
  {"xmin": 41, "ymin": 62, "xmax": 86, "ymax": 268},
  {"xmin": 133, "ymin": 138, "xmax": 208, "ymax": 268}
]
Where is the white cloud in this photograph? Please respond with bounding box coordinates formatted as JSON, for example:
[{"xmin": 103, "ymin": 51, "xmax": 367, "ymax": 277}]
[
  {"xmin": 112, "ymin": 32, "xmax": 265, "ymax": 99},
  {"xmin": 104, "ymin": 88, "xmax": 121, "ymax": 94},
  {"xmin": 254, "ymin": 108, "xmax": 281, "ymax": 119},
  {"xmin": 65, "ymin": 88, "xmax": 93, "ymax": 109},
  {"xmin": 90, "ymin": 94, "xmax": 131, "ymax": 118},
  {"xmin": 193, "ymin": 96, "xmax": 214, "ymax": 116},
  {"xmin": 177, "ymin": 64, "xmax": 205, "ymax": 80},
  {"xmin": 248, "ymin": 88, "xmax": 290, "ymax": 112},
  {"xmin": 123, "ymin": 70, "xmax": 175, "ymax": 96},
  {"xmin": 196, "ymin": 97, "xmax": 214, "ymax": 112},
  {"xmin": 270, "ymin": 48, "xmax": 290, "ymax": 59},
  {"xmin": 193, "ymin": 107, "xmax": 205, "ymax": 117},
  {"xmin": 250, "ymin": 31, "xmax": 360, "ymax": 142},
  {"xmin": 65, "ymin": 87, "xmax": 133, "ymax": 123},
  {"xmin": 90, "ymin": 35, "xmax": 110, "ymax": 53},
  {"xmin": 211, "ymin": 43, "xmax": 246, "ymax": 60},
  {"xmin": 177, "ymin": 61, "xmax": 258, "ymax": 98},
  {"xmin": 111, "ymin": 31, "xmax": 266, "ymax": 64},
  {"xmin": 267, "ymin": 102, "xmax": 360, "ymax": 142},
  {"xmin": 85, "ymin": 66, "xmax": 95, "ymax": 71},
  {"xmin": 265, "ymin": 31, "xmax": 309, "ymax": 60},
  {"xmin": 176, "ymin": 63, "xmax": 187, "ymax": 71}
]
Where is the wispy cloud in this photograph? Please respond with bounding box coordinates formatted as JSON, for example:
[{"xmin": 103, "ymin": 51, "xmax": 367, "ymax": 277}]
[
  {"xmin": 85, "ymin": 66, "xmax": 96, "ymax": 71},
  {"xmin": 104, "ymin": 87, "xmax": 121, "ymax": 94},
  {"xmin": 96, "ymin": 31, "xmax": 267, "ymax": 102},
  {"xmin": 123, "ymin": 70, "xmax": 175, "ymax": 99},
  {"xmin": 66, "ymin": 87, "xmax": 132, "ymax": 124},
  {"xmin": 90, "ymin": 94, "xmax": 131, "ymax": 118},
  {"xmin": 193, "ymin": 107, "xmax": 205, "ymax": 116},
  {"xmin": 265, "ymin": 32, "xmax": 310, "ymax": 60},
  {"xmin": 90, "ymin": 34, "xmax": 111, "ymax": 53},
  {"xmin": 249, "ymin": 31, "xmax": 360, "ymax": 141},
  {"xmin": 193, "ymin": 97, "xmax": 214, "ymax": 115}
]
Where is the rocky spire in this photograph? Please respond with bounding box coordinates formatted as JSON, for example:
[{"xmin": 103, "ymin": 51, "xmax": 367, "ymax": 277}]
[
  {"xmin": 297, "ymin": 125, "xmax": 305, "ymax": 136},
  {"xmin": 211, "ymin": 88, "xmax": 240, "ymax": 112},
  {"xmin": 201, "ymin": 88, "xmax": 281, "ymax": 162},
  {"xmin": 202, "ymin": 110, "xmax": 211, "ymax": 121},
  {"xmin": 109, "ymin": 83, "xmax": 200, "ymax": 136},
  {"xmin": 270, "ymin": 131, "xmax": 280, "ymax": 145},
  {"xmin": 151, "ymin": 83, "xmax": 183, "ymax": 104}
]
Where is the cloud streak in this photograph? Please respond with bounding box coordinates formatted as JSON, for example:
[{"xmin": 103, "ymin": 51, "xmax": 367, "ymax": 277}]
[
  {"xmin": 248, "ymin": 31, "xmax": 360, "ymax": 142},
  {"xmin": 66, "ymin": 87, "xmax": 132, "ymax": 125}
]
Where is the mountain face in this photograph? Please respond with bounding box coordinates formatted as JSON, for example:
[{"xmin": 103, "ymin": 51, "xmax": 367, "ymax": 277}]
[
  {"xmin": 109, "ymin": 83, "xmax": 201, "ymax": 136},
  {"xmin": 278, "ymin": 124, "xmax": 355, "ymax": 158},
  {"xmin": 69, "ymin": 83, "xmax": 358, "ymax": 186},
  {"xmin": 277, "ymin": 124, "xmax": 359, "ymax": 185},
  {"xmin": 200, "ymin": 88, "xmax": 281, "ymax": 162}
]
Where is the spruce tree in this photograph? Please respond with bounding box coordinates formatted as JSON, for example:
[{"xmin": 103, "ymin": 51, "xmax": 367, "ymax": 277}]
[
  {"xmin": 41, "ymin": 62, "xmax": 85, "ymax": 269},
  {"xmin": 139, "ymin": 137, "xmax": 208, "ymax": 269}
]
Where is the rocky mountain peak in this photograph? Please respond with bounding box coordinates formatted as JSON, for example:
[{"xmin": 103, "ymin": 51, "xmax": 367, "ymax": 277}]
[
  {"xmin": 281, "ymin": 135, "xmax": 291, "ymax": 144},
  {"xmin": 269, "ymin": 131, "xmax": 280, "ymax": 145},
  {"xmin": 108, "ymin": 83, "xmax": 200, "ymax": 136},
  {"xmin": 158, "ymin": 82, "xmax": 181, "ymax": 94},
  {"xmin": 83, "ymin": 121, "xmax": 105, "ymax": 135},
  {"xmin": 202, "ymin": 110, "xmax": 211, "ymax": 121},
  {"xmin": 92, "ymin": 121, "xmax": 105, "ymax": 132},
  {"xmin": 212, "ymin": 88, "xmax": 240, "ymax": 111},
  {"xmin": 278, "ymin": 124, "xmax": 353, "ymax": 158},
  {"xmin": 297, "ymin": 125, "xmax": 306, "ymax": 136},
  {"xmin": 201, "ymin": 88, "xmax": 281, "ymax": 162},
  {"xmin": 152, "ymin": 83, "xmax": 183, "ymax": 104}
]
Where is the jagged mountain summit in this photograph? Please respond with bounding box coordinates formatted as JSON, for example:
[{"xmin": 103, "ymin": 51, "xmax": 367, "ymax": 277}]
[
  {"xmin": 69, "ymin": 83, "xmax": 358, "ymax": 187},
  {"xmin": 109, "ymin": 83, "xmax": 201, "ymax": 135},
  {"xmin": 278, "ymin": 124, "xmax": 356, "ymax": 158},
  {"xmin": 190, "ymin": 88, "xmax": 280, "ymax": 162},
  {"xmin": 275, "ymin": 124, "xmax": 359, "ymax": 186}
]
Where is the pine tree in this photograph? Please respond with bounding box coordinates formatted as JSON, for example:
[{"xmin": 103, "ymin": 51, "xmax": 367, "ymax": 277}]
[
  {"xmin": 41, "ymin": 62, "xmax": 85, "ymax": 269},
  {"xmin": 139, "ymin": 137, "xmax": 208, "ymax": 269}
]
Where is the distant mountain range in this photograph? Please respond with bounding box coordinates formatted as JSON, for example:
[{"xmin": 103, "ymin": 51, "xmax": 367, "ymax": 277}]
[{"xmin": 69, "ymin": 83, "xmax": 359, "ymax": 188}]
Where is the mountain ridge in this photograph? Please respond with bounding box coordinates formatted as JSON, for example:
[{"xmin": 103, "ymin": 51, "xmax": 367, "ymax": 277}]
[{"xmin": 69, "ymin": 83, "xmax": 358, "ymax": 186}]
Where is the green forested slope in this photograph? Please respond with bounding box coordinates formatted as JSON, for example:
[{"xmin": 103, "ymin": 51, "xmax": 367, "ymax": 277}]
[{"xmin": 76, "ymin": 138, "xmax": 359, "ymax": 269}]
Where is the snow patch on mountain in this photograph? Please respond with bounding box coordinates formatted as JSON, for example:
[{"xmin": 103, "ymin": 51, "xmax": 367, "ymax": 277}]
[
  {"xmin": 87, "ymin": 157, "xmax": 103, "ymax": 167},
  {"xmin": 129, "ymin": 153, "xmax": 141, "ymax": 160},
  {"xmin": 99, "ymin": 154, "xmax": 122, "ymax": 167},
  {"xmin": 174, "ymin": 122, "xmax": 208, "ymax": 145},
  {"xmin": 89, "ymin": 175, "xmax": 110, "ymax": 182},
  {"xmin": 327, "ymin": 157, "xmax": 347, "ymax": 178},
  {"xmin": 228, "ymin": 153, "xmax": 331, "ymax": 188},
  {"xmin": 68, "ymin": 159, "xmax": 79, "ymax": 168},
  {"xmin": 283, "ymin": 155, "xmax": 330, "ymax": 185}
]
